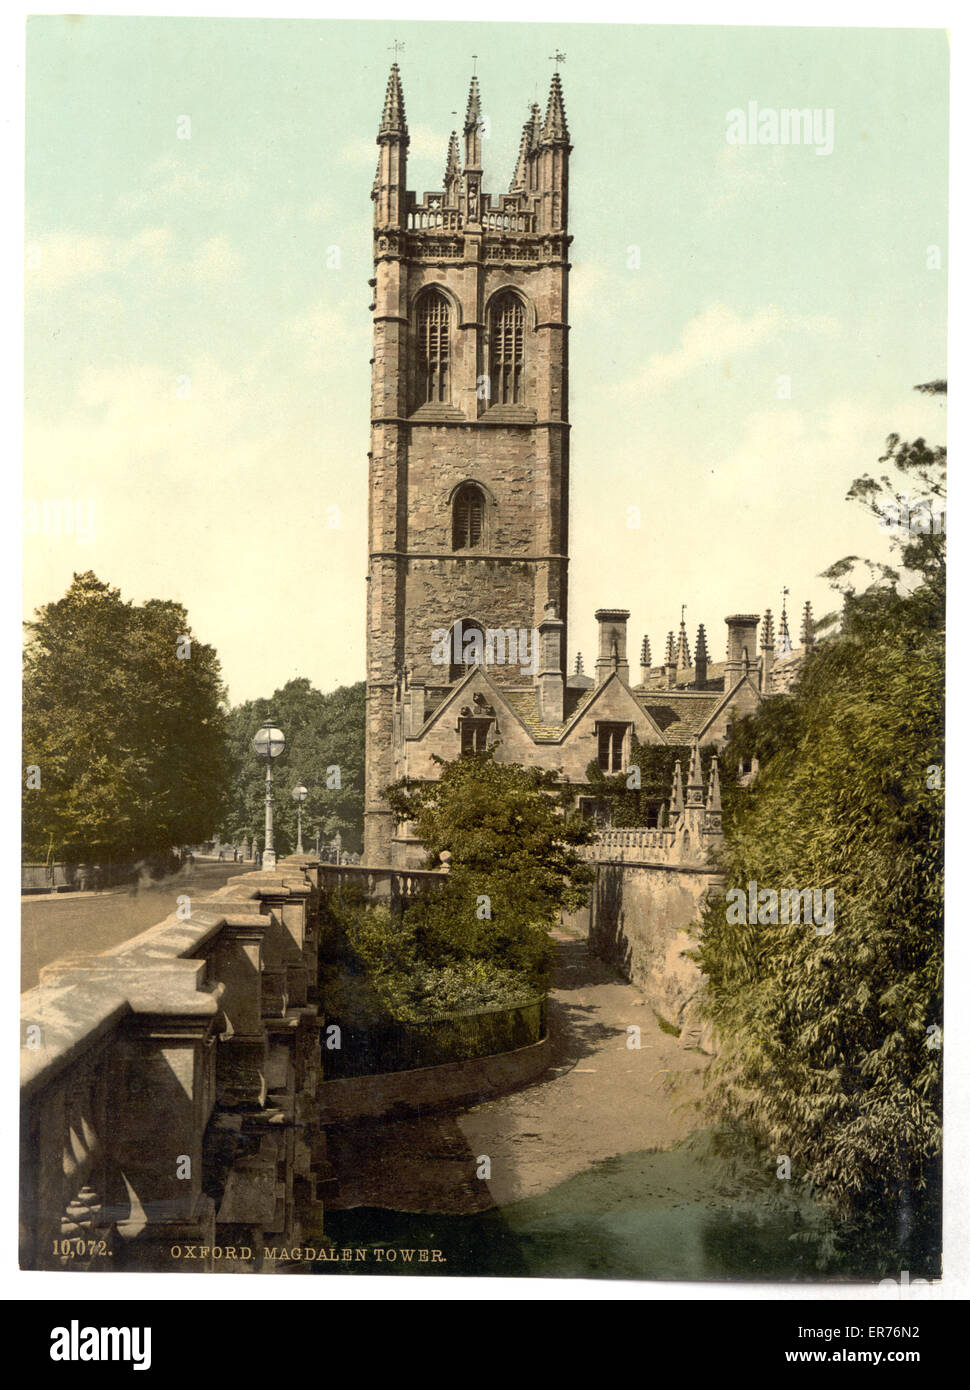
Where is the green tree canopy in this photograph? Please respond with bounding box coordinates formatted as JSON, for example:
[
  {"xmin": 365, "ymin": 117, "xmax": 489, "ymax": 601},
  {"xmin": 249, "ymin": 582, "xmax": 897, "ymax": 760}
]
[
  {"xmin": 385, "ymin": 753, "xmax": 595, "ymax": 986},
  {"xmin": 23, "ymin": 571, "xmax": 233, "ymax": 862},
  {"xmin": 696, "ymin": 391, "xmax": 944, "ymax": 1267},
  {"xmin": 222, "ymin": 678, "xmax": 365, "ymax": 854}
]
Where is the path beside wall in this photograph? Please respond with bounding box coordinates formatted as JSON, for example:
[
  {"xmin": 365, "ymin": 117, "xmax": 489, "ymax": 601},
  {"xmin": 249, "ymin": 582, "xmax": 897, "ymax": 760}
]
[{"xmin": 583, "ymin": 859, "xmax": 722, "ymax": 1052}]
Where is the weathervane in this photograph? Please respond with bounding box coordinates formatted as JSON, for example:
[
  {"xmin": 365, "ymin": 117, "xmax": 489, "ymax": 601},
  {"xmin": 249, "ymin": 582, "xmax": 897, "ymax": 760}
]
[
  {"xmin": 549, "ymin": 49, "xmax": 566, "ymax": 68},
  {"xmin": 388, "ymin": 39, "xmax": 405, "ymax": 61},
  {"xmin": 471, "ymin": 53, "xmax": 478, "ymax": 75}
]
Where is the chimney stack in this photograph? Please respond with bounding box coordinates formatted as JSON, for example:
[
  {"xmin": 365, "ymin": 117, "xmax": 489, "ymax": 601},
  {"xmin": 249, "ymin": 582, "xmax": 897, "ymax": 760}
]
[
  {"xmin": 725, "ymin": 614, "xmax": 761, "ymax": 683},
  {"xmin": 594, "ymin": 609, "xmax": 630, "ymax": 686}
]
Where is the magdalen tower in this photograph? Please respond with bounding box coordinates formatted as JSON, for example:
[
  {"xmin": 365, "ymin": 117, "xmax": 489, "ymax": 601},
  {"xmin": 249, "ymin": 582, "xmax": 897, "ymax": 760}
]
[{"xmin": 364, "ymin": 62, "xmax": 573, "ymax": 863}]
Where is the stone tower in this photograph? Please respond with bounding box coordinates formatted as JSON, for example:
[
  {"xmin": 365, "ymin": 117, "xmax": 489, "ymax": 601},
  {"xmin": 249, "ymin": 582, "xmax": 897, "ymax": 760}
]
[{"xmin": 364, "ymin": 63, "xmax": 573, "ymax": 862}]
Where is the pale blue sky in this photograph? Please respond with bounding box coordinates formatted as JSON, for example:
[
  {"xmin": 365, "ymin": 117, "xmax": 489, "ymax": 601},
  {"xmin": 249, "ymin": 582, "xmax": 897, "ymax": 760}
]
[{"xmin": 24, "ymin": 18, "xmax": 948, "ymax": 701}]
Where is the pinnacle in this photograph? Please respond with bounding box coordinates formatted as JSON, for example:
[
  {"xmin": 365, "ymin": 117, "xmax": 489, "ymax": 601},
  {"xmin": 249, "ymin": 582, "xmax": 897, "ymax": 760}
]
[
  {"xmin": 542, "ymin": 71, "xmax": 569, "ymax": 142},
  {"xmin": 445, "ymin": 130, "xmax": 461, "ymax": 182},
  {"xmin": 380, "ymin": 63, "xmax": 407, "ymax": 136},
  {"xmin": 464, "ymin": 74, "xmax": 482, "ymax": 131}
]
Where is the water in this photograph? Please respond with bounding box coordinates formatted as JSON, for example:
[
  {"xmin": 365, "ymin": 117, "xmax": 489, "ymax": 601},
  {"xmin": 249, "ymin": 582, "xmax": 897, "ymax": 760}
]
[{"xmin": 301, "ymin": 1137, "xmax": 939, "ymax": 1282}]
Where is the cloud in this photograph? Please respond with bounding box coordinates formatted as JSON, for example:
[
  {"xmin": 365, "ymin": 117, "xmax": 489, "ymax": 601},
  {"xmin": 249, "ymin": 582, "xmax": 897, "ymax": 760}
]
[
  {"xmin": 113, "ymin": 152, "xmax": 249, "ymax": 216},
  {"xmin": 612, "ymin": 302, "xmax": 837, "ymax": 395},
  {"xmin": 25, "ymin": 226, "xmax": 240, "ymax": 300}
]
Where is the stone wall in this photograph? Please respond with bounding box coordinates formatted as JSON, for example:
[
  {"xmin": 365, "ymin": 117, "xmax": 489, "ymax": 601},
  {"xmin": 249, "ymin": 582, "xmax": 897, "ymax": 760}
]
[
  {"xmin": 20, "ymin": 856, "xmax": 331, "ymax": 1274},
  {"xmin": 588, "ymin": 857, "xmax": 722, "ymax": 1051}
]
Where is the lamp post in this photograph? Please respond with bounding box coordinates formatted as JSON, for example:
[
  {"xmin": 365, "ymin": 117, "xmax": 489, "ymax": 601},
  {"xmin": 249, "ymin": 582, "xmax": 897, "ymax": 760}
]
[
  {"xmin": 252, "ymin": 719, "xmax": 285, "ymax": 870},
  {"xmin": 292, "ymin": 784, "xmax": 308, "ymax": 855}
]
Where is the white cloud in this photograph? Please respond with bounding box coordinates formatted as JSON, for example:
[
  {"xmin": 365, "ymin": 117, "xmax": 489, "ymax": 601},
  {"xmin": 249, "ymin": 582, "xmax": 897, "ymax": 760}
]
[
  {"xmin": 113, "ymin": 152, "xmax": 249, "ymax": 216},
  {"xmin": 25, "ymin": 225, "xmax": 240, "ymax": 299},
  {"xmin": 612, "ymin": 302, "xmax": 837, "ymax": 396}
]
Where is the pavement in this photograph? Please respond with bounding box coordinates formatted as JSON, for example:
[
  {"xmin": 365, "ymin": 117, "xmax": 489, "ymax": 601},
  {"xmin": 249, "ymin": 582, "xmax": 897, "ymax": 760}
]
[{"xmin": 20, "ymin": 861, "xmax": 246, "ymax": 992}]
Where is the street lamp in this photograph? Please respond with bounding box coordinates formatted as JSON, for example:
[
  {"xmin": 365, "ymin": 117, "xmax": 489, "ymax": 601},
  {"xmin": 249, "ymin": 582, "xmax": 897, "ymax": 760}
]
[
  {"xmin": 292, "ymin": 784, "xmax": 308, "ymax": 855},
  {"xmin": 252, "ymin": 719, "xmax": 285, "ymax": 870}
]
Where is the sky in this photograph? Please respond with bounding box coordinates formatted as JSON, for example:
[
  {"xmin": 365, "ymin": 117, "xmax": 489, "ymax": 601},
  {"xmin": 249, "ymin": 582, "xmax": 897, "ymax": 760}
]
[{"xmin": 23, "ymin": 17, "xmax": 948, "ymax": 704}]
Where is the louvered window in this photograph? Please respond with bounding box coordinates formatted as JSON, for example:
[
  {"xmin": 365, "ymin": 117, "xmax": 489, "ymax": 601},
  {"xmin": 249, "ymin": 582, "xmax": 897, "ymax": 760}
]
[
  {"xmin": 491, "ymin": 293, "xmax": 525, "ymax": 405},
  {"xmin": 417, "ymin": 292, "xmax": 450, "ymax": 404},
  {"xmin": 452, "ymin": 484, "xmax": 485, "ymax": 550}
]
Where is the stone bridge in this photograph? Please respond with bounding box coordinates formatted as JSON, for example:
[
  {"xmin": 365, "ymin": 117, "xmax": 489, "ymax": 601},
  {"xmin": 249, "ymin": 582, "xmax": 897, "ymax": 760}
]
[{"xmin": 19, "ymin": 856, "xmax": 445, "ymax": 1274}]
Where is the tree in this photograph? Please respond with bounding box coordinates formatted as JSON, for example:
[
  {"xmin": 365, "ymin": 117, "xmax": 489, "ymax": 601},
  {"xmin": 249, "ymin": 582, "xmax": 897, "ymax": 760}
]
[
  {"xmin": 221, "ymin": 678, "xmax": 365, "ymax": 854},
  {"xmin": 385, "ymin": 752, "xmax": 595, "ymax": 987},
  {"xmin": 696, "ymin": 388, "xmax": 944, "ymax": 1269},
  {"xmin": 23, "ymin": 571, "xmax": 233, "ymax": 863}
]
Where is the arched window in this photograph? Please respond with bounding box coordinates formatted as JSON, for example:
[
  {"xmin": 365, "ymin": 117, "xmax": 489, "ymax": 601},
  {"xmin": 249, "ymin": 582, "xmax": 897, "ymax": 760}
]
[
  {"xmin": 490, "ymin": 293, "xmax": 525, "ymax": 405},
  {"xmin": 448, "ymin": 619, "xmax": 485, "ymax": 683},
  {"xmin": 452, "ymin": 483, "xmax": 485, "ymax": 550},
  {"xmin": 417, "ymin": 291, "xmax": 451, "ymax": 404}
]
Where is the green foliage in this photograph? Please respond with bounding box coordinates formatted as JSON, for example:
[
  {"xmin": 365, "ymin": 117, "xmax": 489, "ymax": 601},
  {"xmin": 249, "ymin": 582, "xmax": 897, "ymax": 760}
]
[
  {"xmin": 22, "ymin": 571, "xmax": 233, "ymax": 862},
  {"xmin": 385, "ymin": 751, "xmax": 595, "ymax": 989},
  {"xmin": 695, "ymin": 402, "xmax": 944, "ymax": 1263},
  {"xmin": 325, "ymin": 897, "xmax": 537, "ymax": 1024},
  {"xmin": 584, "ymin": 740, "xmax": 736, "ymax": 828},
  {"xmin": 222, "ymin": 678, "xmax": 364, "ymax": 853}
]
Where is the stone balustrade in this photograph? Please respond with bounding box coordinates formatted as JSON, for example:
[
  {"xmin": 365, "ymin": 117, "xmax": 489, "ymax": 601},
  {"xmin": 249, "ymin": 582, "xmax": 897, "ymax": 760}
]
[{"xmin": 19, "ymin": 857, "xmax": 338, "ymax": 1274}]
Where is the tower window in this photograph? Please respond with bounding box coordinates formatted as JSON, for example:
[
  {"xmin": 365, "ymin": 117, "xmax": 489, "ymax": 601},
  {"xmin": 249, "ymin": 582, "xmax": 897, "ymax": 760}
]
[
  {"xmin": 597, "ymin": 723, "xmax": 627, "ymax": 773},
  {"xmin": 452, "ymin": 483, "xmax": 485, "ymax": 550},
  {"xmin": 490, "ymin": 293, "xmax": 525, "ymax": 405},
  {"xmin": 417, "ymin": 291, "xmax": 451, "ymax": 404}
]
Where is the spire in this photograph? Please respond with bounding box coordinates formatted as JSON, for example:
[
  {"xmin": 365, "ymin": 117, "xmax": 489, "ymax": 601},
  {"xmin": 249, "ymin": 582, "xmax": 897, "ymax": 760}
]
[
  {"xmin": 464, "ymin": 74, "xmax": 482, "ymax": 134},
  {"xmin": 444, "ymin": 130, "xmax": 461, "ymax": 205},
  {"xmin": 694, "ymin": 624, "xmax": 710, "ymax": 686},
  {"xmin": 640, "ymin": 635, "xmax": 651, "ymax": 667},
  {"xmin": 379, "ymin": 63, "xmax": 407, "ymax": 137},
  {"xmin": 801, "ymin": 601, "xmax": 816, "ymax": 649},
  {"xmin": 574, "ymin": 652, "xmax": 584, "ymax": 675},
  {"xmin": 542, "ymin": 71, "xmax": 569, "ymax": 143},
  {"xmin": 669, "ymin": 759, "xmax": 685, "ymax": 820},
  {"xmin": 761, "ymin": 609, "xmax": 775, "ymax": 653},
  {"xmin": 675, "ymin": 611, "xmax": 691, "ymax": 672},
  {"xmin": 777, "ymin": 594, "xmax": 792, "ymax": 657},
  {"xmin": 664, "ymin": 631, "xmax": 675, "ymax": 665},
  {"xmin": 445, "ymin": 130, "xmax": 460, "ymax": 182}
]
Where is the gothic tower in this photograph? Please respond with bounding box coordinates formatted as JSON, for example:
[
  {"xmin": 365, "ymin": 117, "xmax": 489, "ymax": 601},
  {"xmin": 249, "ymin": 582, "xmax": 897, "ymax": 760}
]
[{"xmin": 364, "ymin": 63, "xmax": 573, "ymax": 863}]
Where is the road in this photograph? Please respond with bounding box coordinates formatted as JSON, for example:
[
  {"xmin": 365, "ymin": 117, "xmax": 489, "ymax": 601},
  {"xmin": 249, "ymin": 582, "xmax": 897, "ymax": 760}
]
[{"xmin": 21, "ymin": 861, "xmax": 245, "ymax": 992}]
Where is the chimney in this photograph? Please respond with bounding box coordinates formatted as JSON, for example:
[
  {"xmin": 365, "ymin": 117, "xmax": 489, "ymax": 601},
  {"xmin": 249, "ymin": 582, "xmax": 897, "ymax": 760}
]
[
  {"xmin": 725, "ymin": 614, "xmax": 761, "ymax": 683},
  {"xmin": 694, "ymin": 624, "xmax": 710, "ymax": 687},
  {"xmin": 594, "ymin": 609, "xmax": 630, "ymax": 686},
  {"xmin": 537, "ymin": 599, "xmax": 565, "ymax": 724}
]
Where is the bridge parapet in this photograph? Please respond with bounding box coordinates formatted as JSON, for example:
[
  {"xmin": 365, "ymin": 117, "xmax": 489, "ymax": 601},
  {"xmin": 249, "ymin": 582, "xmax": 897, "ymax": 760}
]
[{"xmin": 20, "ymin": 855, "xmax": 331, "ymax": 1274}]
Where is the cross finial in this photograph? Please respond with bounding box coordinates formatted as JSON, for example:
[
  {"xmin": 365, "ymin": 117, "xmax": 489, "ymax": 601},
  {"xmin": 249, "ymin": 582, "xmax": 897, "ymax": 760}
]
[
  {"xmin": 549, "ymin": 49, "xmax": 566, "ymax": 68},
  {"xmin": 681, "ymin": 603, "xmax": 686, "ymax": 624},
  {"xmin": 388, "ymin": 39, "xmax": 405, "ymax": 61},
  {"xmin": 471, "ymin": 53, "xmax": 478, "ymax": 75}
]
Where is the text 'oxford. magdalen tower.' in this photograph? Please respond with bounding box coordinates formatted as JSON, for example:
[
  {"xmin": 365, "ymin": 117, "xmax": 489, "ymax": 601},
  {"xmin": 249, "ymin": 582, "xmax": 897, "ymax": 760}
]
[{"xmin": 364, "ymin": 63, "xmax": 573, "ymax": 863}]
